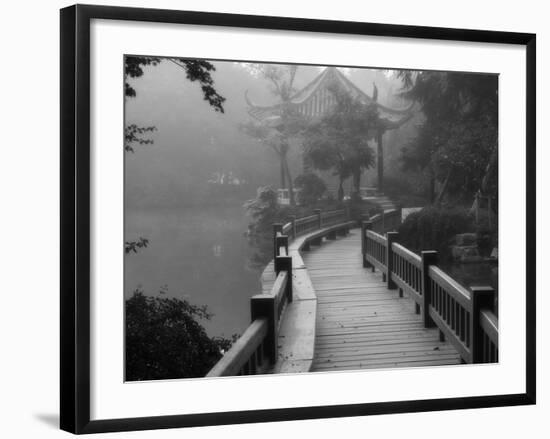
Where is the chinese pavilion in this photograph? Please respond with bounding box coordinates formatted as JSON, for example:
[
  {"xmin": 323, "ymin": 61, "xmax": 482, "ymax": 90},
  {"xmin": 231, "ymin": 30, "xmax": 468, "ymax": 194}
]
[{"xmin": 245, "ymin": 67, "xmax": 414, "ymax": 192}]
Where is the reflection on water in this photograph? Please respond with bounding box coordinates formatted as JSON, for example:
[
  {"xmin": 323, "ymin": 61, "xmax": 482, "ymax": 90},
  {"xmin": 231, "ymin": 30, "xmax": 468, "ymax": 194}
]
[{"xmin": 125, "ymin": 206, "xmax": 261, "ymax": 338}]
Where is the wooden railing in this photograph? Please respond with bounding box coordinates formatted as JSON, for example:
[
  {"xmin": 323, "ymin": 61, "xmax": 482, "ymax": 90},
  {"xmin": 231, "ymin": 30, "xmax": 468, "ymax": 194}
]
[
  {"xmin": 479, "ymin": 309, "xmax": 499, "ymax": 362},
  {"xmin": 321, "ymin": 209, "xmax": 347, "ymax": 228},
  {"xmin": 285, "ymin": 208, "xmax": 347, "ymax": 240},
  {"xmin": 206, "ymin": 247, "xmax": 292, "ymax": 377},
  {"xmin": 361, "ymin": 221, "xmax": 498, "ymax": 364},
  {"xmin": 369, "ymin": 208, "xmax": 402, "ymax": 235},
  {"xmin": 292, "ymin": 214, "xmax": 318, "ymax": 238},
  {"xmin": 207, "ymin": 207, "xmax": 352, "ymax": 377}
]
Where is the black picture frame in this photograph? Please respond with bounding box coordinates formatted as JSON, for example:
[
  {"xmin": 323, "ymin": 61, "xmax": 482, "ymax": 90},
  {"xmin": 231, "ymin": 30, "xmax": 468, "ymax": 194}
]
[{"xmin": 60, "ymin": 4, "xmax": 536, "ymax": 434}]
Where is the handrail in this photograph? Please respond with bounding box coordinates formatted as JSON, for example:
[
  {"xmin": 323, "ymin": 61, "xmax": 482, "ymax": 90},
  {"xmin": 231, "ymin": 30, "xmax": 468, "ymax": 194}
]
[
  {"xmin": 369, "ymin": 208, "xmax": 401, "ymax": 234},
  {"xmin": 271, "ymin": 271, "xmax": 289, "ymax": 321},
  {"xmin": 480, "ymin": 309, "xmax": 498, "ymax": 345},
  {"xmin": 207, "ymin": 268, "xmax": 290, "ymax": 377},
  {"xmin": 281, "ymin": 221, "xmax": 292, "ymax": 236},
  {"xmin": 206, "ymin": 318, "xmax": 269, "ymax": 377},
  {"xmin": 428, "ymin": 266, "xmax": 473, "ymax": 361},
  {"xmin": 429, "ymin": 266, "xmax": 471, "ymax": 310},
  {"xmin": 293, "ymin": 214, "xmax": 318, "ymax": 237},
  {"xmin": 360, "ymin": 220, "xmax": 498, "ymax": 364},
  {"xmin": 479, "ymin": 309, "xmax": 499, "ymax": 362},
  {"xmin": 207, "ymin": 207, "xmax": 354, "ymax": 377},
  {"xmin": 391, "ymin": 242, "xmax": 422, "ymax": 303},
  {"xmin": 364, "ymin": 230, "xmax": 387, "ymax": 275},
  {"xmin": 321, "ymin": 209, "xmax": 346, "ymax": 227}
]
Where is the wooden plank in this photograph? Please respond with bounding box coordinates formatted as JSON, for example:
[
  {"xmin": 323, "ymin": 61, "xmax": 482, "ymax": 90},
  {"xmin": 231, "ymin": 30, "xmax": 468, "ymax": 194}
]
[
  {"xmin": 273, "ymin": 300, "xmax": 317, "ymax": 374},
  {"xmin": 313, "ymin": 357, "xmax": 461, "ymax": 371}
]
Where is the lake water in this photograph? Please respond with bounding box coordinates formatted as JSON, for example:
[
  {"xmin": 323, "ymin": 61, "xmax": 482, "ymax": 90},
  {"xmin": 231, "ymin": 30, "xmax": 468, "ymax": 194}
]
[{"xmin": 125, "ymin": 206, "xmax": 262, "ymax": 338}]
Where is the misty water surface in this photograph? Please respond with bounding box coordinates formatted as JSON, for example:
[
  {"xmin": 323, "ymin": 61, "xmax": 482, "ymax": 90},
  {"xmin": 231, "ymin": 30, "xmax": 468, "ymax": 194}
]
[{"xmin": 125, "ymin": 206, "xmax": 261, "ymax": 338}]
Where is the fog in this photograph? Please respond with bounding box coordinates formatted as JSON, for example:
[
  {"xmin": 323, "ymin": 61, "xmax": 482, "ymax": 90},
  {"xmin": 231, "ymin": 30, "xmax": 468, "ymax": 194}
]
[{"xmin": 125, "ymin": 60, "xmax": 412, "ymax": 208}]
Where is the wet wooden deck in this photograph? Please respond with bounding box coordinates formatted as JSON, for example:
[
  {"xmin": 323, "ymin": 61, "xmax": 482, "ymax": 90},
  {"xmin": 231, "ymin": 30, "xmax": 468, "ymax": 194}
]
[{"xmin": 302, "ymin": 230, "xmax": 461, "ymax": 372}]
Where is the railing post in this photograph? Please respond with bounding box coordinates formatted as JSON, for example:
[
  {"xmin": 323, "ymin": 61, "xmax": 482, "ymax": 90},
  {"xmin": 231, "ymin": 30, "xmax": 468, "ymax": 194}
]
[
  {"xmin": 275, "ymin": 255, "xmax": 293, "ymax": 304},
  {"xmin": 275, "ymin": 234, "xmax": 288, "ymax": 258},
  {"xmin": 362, "ymin": 221, "xmax": 373, "ymax": 268},
  {"xmin": 272, "ymin": 223, "xmax": 283, "ymax": 261},
  {"xmin": 289, "ymin": 215, "xmax": 296, "ymax": 240},
  {"xmin": 386, "ymin": 232, "xmax": 398, "ymax": 290},
  {"xmin": 421, "ymin": 250, "xmax": 438, "ymax": 328},
  {"xmin": 250, "ymin": 295, "xmax": 277, "ymax": 364},
  {"xmin": 470, "ymin": 286, "xmax": 496, "ymax": 363},
  {"xmin": 314, "ymin": 208, "xmax": 322, "ymax": 229}
]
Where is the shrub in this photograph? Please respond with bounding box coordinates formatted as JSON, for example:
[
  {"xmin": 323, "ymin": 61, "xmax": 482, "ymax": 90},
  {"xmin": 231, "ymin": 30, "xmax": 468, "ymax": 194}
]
[
  {"xmin": 125, "ymin": 291, "xmax": 232, "ymax": 381},
  {"xmin": 383, "ymin": 174, "xmax": 430, "ymax": 207},
  {"xmin": 294, "ymin": 173, "xmax": 327, "ymax": 206},
  {"xmin": 398, "ymin": 206, "xmax": 475, "ymax": 260},
  {"xmin": 243, "ymin": 186, "xmax": 293, "ymax": 237}
]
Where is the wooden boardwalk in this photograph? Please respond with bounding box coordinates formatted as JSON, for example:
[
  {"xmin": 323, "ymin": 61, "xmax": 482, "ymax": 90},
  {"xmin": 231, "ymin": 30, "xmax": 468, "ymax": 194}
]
[{"xmin": 302, "ymin": 230, "xmax": 461, "ymax": 372}]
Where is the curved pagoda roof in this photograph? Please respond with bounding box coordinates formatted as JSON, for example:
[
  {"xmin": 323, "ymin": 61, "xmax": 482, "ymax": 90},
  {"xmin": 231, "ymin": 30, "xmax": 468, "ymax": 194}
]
[{"xmin": 245, "ymin": 67, "xmax": 414, "ymax": 131}]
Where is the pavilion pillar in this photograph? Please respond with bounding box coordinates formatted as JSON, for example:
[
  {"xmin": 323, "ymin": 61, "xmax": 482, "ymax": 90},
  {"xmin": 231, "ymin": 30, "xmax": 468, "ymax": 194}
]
[
  {"xmin": 377, "ymin": 130, "xmax": 384, "ymax": 193},
  {"xmin": 280, "ymin": 159, "xmax": 286, "ymax": 189}
]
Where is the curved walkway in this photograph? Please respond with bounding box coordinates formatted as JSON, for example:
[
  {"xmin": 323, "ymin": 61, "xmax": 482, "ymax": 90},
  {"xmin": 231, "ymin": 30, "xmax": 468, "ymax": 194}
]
[{"xmin": 302, "ymin": 230, "xmax": 461, "ymax": 372}]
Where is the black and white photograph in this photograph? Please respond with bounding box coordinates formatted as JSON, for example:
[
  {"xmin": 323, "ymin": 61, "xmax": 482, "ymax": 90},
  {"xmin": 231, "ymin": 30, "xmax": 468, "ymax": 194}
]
[
  {"xmin": 1, "ymin": 0, "xmax": 543, "ymax": 436},
  {"xmin": 124, "ymin": 58, "xmax": 499, "ymax": 381}
]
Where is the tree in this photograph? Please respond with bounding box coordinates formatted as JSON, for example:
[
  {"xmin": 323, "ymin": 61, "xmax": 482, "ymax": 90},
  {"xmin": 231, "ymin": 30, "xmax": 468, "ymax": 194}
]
[
  {"xmin": 124, "ymin": 56, "xmax": 226, "ymax": 153},
  {"xmin": 244, "ymin": 186, "xmax": 292, "ymax": 237},
  {"xmin": 241, "ymin": 64, "xmax": 305, "ymax": 205},
  {"xmin": 240, "ymin": 108, "xmax": 305, "ymax": 204},
  {"xmin": 126, "ymin": 290, "xmax": 232, "ymax": 381},
  {"xmin": 125, "ymin": 237, "xmax": 149, "ymax": 254},
  {"xmin": 243, "ymin": 186, "xmax": 295, "ymax": 268},
  {"xmin": 303, "ymin": 88, "xmax": 377, "ymax": 200},
  {"xmin": 397, "ymin": 207, "xmax": 475, "ymax": 260},
  {"xmin": 125, "ymin": 56, "xmax": 226, "ymax": 110},
  {"xmin": 124, "ymin": 58, "xmax": 231, "ymax": 381},
  {"xmin": 294, "ymin": 173, "xmax": 327, "ymax": 205},
  {"xmin": 398, "ymin": 71, "xmax": 498, "ymax": 206},
  {"xmin": 124, "ymin": 56, "xmax": 227, "ymax": 246}
]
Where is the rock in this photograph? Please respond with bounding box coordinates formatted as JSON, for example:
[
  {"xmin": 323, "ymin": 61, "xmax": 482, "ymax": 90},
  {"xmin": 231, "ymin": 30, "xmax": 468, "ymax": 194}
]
[{"xmin": 450, "ymin": 244, "xmax": 483, "ymax": 262}]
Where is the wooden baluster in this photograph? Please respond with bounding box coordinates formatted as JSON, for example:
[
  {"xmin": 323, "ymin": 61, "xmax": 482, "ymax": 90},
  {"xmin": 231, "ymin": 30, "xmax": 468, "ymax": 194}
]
[
  {"xmin": 421, "ymin": 250, "xmax": 438, "ymax": 328},
  {"xmin": 470, "ymin": 286, "xmax": 496, "ymax": 363},
  {"xmin": 362, "ymin": 221, "xmax": 372, "ymax": 268},
  {"xmin": 386, "ymin": 232, "xmax": 398, "ymax": 290}
]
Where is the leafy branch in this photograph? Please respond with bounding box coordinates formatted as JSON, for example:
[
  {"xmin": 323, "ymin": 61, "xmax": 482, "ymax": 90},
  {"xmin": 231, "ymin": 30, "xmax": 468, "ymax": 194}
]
[
  {"xmin": 125, "ymin": 237, "xmax": 149, "ymax": 254},
  {"xmin": 124, "ymin": 124, "xmax": 157, "ymax": 153}
]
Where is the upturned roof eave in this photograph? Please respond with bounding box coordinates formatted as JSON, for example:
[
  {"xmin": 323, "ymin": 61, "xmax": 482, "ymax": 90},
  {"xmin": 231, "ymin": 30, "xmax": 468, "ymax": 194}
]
[{"xmin": 245, "ymin": 67, "xmax": 415, "ymax": 120}]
